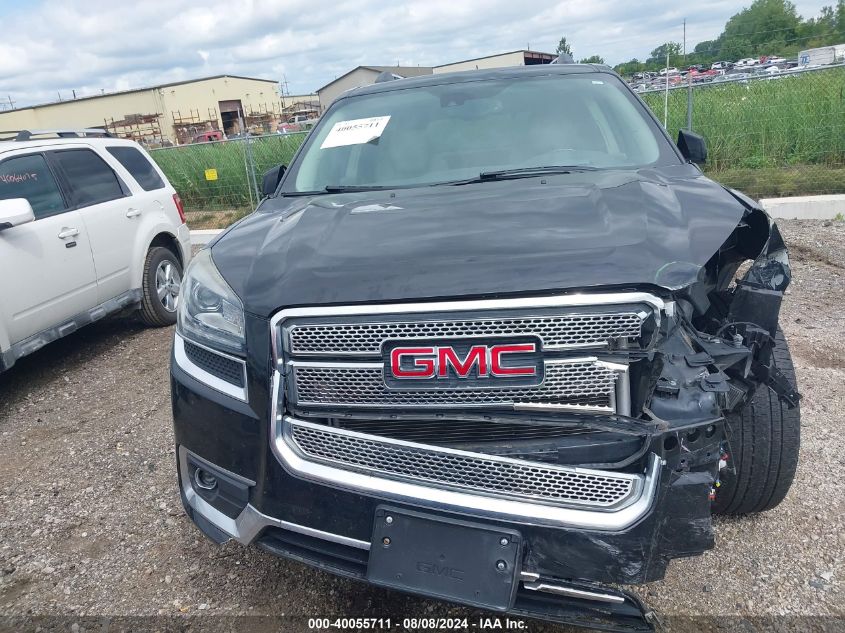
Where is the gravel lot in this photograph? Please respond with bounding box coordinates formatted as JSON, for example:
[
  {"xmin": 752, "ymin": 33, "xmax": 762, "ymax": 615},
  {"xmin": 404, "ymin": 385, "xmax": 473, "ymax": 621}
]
[{"xmin": 0, "ymin": 219, "xmax": 843, "ymax": 632}]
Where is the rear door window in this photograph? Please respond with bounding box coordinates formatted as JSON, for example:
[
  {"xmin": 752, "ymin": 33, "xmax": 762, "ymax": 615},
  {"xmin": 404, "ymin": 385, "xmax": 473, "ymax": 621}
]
[
  {"xmin": 0, "ymin": 154, "xmax": 66, "ymax": 219},
  {"xmin": 106, "ymin": 146, "xmax": 165, "ymax": 191},
  {"xmin": 51, "ymin": 149, "xmax": 126, "ymax": 207}
]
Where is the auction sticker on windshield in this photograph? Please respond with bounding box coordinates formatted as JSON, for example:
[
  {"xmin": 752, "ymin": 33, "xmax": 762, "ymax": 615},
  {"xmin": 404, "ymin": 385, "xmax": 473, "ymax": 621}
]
[{"xmin": 320, "ymin": 116, "xmax": 391, "ymax": 149}]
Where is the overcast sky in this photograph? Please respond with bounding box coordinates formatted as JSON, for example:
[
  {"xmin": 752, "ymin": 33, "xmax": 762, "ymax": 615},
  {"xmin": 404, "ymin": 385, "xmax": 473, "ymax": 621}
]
[{"xmin": 0, "ymin": 0, "xmax": 831, "ymax": 109}]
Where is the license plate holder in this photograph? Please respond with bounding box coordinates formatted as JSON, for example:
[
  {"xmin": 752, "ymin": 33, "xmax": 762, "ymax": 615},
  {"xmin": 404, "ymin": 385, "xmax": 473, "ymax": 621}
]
[{"xmin": 367, "ymin": 506, "xmax": 521, "ymax": 611}]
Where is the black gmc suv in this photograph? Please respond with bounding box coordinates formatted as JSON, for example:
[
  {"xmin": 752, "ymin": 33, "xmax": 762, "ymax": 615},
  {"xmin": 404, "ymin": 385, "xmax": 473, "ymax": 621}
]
[{"xmin": 170, "ymin": 62, "xmax": 800, "ymax": 631}]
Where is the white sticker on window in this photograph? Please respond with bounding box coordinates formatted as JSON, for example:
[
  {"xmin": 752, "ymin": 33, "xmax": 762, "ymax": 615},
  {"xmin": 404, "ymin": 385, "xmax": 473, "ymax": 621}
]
[{"xmin": 320, "ymin": 116, "xmax": 391, "ymax": 149}]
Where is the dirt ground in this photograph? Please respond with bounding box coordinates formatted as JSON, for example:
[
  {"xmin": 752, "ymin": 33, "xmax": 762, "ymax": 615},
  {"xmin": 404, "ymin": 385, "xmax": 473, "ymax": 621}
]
[{"xmin": 0, "ymin": 219, "xmax": 842, "ymax": 632}]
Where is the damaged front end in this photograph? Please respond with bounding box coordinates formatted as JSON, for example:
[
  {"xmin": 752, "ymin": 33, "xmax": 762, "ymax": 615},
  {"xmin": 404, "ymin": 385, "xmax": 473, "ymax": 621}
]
[
  {"xmin": 294, "ymin": 206, "xmax": 795, "ymax": 622},
  {"xmin": 666, "ymin": 194, "xmax": 800, "ymax": 413},
  {"xmin": 179, "ymin": 201, "xmax": 800, "ymax": 633}
]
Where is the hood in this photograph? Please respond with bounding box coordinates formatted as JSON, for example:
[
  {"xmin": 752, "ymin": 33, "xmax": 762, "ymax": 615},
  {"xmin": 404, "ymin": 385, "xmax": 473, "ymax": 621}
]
[{"xmin": 212, "ymin": 164, "xmax": 747, "ymax": 317}]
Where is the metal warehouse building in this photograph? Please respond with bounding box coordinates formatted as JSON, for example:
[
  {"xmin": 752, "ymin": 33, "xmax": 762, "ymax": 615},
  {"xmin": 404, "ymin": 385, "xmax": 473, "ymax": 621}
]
[
  {"xmin": 433, "ymin": 49, "xmax": 555, "ymax": 73},
  {"xmin": 0, "ymin": 75, "xmax": 305, "ymax": 146},
  {"xmin": 316, "ymin": 50, "xmax": 556, "ymax": 109},
  {"xmin": 316, "ymin": 66, "xmax": 434, "ymax": 110}
]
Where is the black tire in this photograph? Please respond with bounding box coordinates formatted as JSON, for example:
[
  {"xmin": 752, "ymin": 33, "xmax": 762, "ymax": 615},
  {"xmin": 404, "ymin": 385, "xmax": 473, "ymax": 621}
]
[
  {"xmin": 713, "ymin": 328, "xmax": 800, "ymax": 515},
  {"xmin": 139, "ymin": 247, "xmax": 183, "ymax": 327}
]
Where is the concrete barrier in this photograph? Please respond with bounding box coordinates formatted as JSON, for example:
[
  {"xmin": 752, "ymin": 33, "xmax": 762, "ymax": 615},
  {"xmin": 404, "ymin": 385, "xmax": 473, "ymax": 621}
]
[
  {"xmin": 760, "ymin": 194, "xmax": 845, "ymax": 220},
  {"xmin": 189, "ymin": 229, "xmax": 223, "ymax": 245}
]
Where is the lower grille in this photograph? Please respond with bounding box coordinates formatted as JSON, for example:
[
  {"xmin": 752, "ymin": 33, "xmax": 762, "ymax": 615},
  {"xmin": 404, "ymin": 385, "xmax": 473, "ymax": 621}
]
[
  {"xmin": 337, "ymin": 418, "xmax": 594, "ymax": 444},
  {"xmin": 288, "ymin": 420, "xmax": 640, "ymax": 509},
  {"xmin": 291, "ymin": 358, "xmax": 620, "ymax": 411}
]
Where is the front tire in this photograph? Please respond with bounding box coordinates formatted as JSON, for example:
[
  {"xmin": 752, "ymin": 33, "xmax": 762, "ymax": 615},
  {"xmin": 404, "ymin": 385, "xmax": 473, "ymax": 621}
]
[
  {"xmin": 139, "ymin": 247, "xmax": 182, "ymax": 327},
  {"xmin": 713, "ymin": 329, "xmax": 800, "ymax": 515}
]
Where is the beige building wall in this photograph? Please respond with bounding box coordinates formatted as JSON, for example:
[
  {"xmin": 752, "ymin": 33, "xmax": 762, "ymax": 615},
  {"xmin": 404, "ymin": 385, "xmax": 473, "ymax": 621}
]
[
  {"xmin": 160, "ymin": 76, "xmax": 279, "ymax": 133},
  {"xmin": 0, "ymin": 75, "xmax": 281, "ymax": 144},
  {"xmin": 434, "ymin": 51, "xmax": 528, "ymax": 74},
  {"xmin": 281, "ymin": 94, "xmax": 318, "ymax": 108},
  {"xmin": 0, "ymin": 90, "xmax": 162, "ymax": 134}
]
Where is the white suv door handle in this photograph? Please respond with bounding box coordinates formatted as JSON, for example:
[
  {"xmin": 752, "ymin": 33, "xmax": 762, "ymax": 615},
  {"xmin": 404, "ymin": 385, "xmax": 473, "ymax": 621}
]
[
  {"xmin": 58, "ymin": 227, "xmax": 79, "ymax": 239},
  {"xmin": 126, "ymin": 208, "xmax": 141, "ymax": 218}
]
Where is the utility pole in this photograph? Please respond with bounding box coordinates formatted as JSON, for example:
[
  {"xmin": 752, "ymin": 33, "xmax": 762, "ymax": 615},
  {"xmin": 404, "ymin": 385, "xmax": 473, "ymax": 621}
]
[
  {"xmin": 6, "ymin": 95, "xmax": 14, "ymax": 109},
  {"xmin": 683, "ymin": 19, "xmax": 687, "ymax": 67}
]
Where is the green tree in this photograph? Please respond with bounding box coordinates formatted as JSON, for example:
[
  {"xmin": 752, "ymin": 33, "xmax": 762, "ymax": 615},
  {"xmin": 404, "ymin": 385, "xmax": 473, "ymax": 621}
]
[
  {"xmin": 613, "ymin": 58, "xmax": 645, "ymax": 76},
  {"xmin": 579, "ymin": 55, "xmax": 605, "ymax": 64},
  {"xmin": 648, "ymin": 42, "xmax": 682, "ymax": 63},
  {"xmin": 716, "ymin": 0, "xmax": 801, "ymax": 57},
  {"xmin": 694, "ymin": 40, "xmax": 716, "ymax": 54},
  {"xmin": 556, "ymin": 37, "xmax": 573, "ymax": 57}
]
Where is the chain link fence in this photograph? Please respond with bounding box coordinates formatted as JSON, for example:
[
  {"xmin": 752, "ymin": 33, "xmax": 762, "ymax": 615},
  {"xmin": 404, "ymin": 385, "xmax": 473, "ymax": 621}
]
[
  {"xmin": 150, "ymin": 65, "xmax": 845, "ymax": 230},
  {"xmin": 640, "ymin": 64, "xmax": 845, "ymax": 199},
  {"xmin": 149, "ymin": 132, "xmax": 307, "ymax": 229}
]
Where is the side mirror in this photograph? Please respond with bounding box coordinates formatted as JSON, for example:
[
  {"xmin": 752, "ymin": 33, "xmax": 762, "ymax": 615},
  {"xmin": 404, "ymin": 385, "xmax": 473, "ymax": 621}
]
[
  {"xmin": 261, "ymin": 164, "xmax": 286, "ymax": 197},
  {"xmin": 0, "ymin": 198, "xmax": 35, "ymax": 231},
  {"xmin": 677, "ymin": 130, "xmax": 707, "ymax": 164}
]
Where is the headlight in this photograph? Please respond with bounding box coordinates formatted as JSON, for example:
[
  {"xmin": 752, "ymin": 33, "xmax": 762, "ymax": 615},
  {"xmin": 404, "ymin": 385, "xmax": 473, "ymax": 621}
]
[{"xmin": 177, "ymin": 249, "xmax": 245, "ymax": 355}]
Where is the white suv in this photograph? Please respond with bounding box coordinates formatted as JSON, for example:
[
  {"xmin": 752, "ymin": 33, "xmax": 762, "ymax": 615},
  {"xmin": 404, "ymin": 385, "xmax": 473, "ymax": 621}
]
[{"xmin": 0, "ymin": 129, "xmax": 191, "ymax": 372}]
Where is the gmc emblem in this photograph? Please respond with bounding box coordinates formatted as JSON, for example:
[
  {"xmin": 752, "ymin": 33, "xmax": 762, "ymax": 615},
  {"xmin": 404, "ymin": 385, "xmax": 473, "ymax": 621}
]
[
  {"xmin": 415, "ymin": 560, "xmax": 465, "ymax": 581},
  {"xmin": 388, "ymin": 341, "xmax": 539, "ymax": 380}
]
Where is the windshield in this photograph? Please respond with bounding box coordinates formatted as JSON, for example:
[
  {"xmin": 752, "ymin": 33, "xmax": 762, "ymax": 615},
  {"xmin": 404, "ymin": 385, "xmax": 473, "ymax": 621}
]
[{"xmin": 284, "ymin": 72, "xmax": 680, "ymax": 193}]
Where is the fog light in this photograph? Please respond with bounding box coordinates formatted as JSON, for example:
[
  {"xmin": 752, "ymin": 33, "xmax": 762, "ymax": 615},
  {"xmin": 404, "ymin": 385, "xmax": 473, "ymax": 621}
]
[{"xmin": 194, "ymin": 468, "xmax": 218, "ymax": 491}]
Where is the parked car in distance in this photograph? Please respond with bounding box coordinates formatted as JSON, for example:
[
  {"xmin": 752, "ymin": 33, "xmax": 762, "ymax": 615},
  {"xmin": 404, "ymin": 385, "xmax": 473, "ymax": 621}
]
[
  {"xmin": 659, "ymin": 66, "xmax": 679, "ymax": 76},
  {"xmin": 687, "ymin": 68, "xmax": 717, "ymax": 83},
  {"xmin": 711, "ymin": 60, "xmax": 733, "ymax": 70},
  {"xmin": 191, "ymin": 130, "xmax": 224, "ymax": 144},
  {"xmin": 735, "ymin": 57, "xmax": 759, "ymax": 67},
  {"xmin": 0, "ymin": 129, "xmax": 190, "ymax": 372}
]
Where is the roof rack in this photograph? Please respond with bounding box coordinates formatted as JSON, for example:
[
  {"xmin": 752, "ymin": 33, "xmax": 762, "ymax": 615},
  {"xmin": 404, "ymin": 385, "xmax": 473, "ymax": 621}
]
[{"xmin": 0, "ymin": 129, "xmax": 112, "ymax": 142}]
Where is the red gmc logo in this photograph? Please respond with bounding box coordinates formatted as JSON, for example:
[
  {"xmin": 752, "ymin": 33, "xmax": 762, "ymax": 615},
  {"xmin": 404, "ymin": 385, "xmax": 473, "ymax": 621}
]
[{"xmin": 389, "ymin": 343, "xmax": 538, "ymax": 380}]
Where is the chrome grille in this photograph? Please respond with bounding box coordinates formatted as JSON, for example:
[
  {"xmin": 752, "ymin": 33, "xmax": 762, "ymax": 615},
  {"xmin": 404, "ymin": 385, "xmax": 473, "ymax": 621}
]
[
  {"xmin": 288, "ymin": 312, "xmax": 643, "ymax": 355},
  {"xmin": 291, "ymin": 358, "xmax": 619, "ymax": 410},
  {"xmin": 288, "ymin": 420, "xmax": 639, "ymax": 508}
]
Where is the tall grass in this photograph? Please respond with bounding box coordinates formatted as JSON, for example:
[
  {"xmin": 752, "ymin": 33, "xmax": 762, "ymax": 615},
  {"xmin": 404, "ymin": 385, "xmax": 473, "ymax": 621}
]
[
  {"xmin": 150, "ymin": 133, "xmax": 307, "ymax": 213},
  {"xmin": 641, "ymin": 67, "xmax": 845, "ymax": 180}
]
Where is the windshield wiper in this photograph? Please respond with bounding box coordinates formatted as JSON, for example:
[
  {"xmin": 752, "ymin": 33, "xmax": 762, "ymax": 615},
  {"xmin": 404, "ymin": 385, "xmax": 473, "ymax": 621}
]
[
  {"xmin": 285, "ymin": 168, "xmax": 601, "ymax": 196},
  {"xmin": 283, "ymin": 185, "xmax": 392, "ymax": 196},
  {"xmin": 477, "ymin": 165, "xmax": 600, "ymax": 181},
  {"xmin": 323, "ymin": 184, "xmax": 391, "ymax": 193}
]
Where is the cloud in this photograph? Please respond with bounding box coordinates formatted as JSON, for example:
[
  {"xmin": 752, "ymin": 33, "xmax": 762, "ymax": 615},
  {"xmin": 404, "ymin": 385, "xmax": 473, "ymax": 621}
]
[{"xmin": 0, "ymin": 0, "xmax": 830, "ymax": 108}]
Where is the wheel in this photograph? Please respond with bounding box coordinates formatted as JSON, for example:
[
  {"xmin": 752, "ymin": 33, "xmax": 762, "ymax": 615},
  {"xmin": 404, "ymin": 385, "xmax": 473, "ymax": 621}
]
[
  {"xmin": 139, "ymin": 247, "xmax": 182, "ymax": 327},
  {"xmin": 713, "ymin": 328, "xmax": 800, "ymax": 515}
]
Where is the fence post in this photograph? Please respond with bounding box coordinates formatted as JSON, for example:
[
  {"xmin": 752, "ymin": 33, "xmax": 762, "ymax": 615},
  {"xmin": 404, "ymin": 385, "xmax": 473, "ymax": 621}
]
[
  {"xmin": 686, "ymin": 74, "xmax": 693, "ymax": 131},
  {"xmin": 238, "ymin": 113, "xmax": 257, "ymax": 209},
  {"xmin": 245, "ymin": 133, "xmax": 258, "ymax": 205}
]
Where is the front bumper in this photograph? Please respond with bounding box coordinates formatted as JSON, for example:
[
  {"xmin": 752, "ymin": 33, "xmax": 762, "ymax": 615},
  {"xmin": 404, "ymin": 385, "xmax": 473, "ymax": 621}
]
[{"xmin": 171, "ymin": 343, "xmax": 717, "ymax": 631}]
